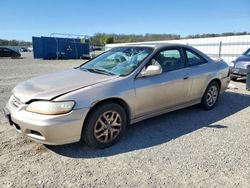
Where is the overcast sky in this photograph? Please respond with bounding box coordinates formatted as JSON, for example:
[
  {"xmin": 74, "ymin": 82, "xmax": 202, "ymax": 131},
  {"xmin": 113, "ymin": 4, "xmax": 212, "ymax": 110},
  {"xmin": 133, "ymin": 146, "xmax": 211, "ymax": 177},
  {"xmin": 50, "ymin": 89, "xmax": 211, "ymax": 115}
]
[{"xmin": 1, "ymin": 0, "xmax": 250, "ymax": 41}]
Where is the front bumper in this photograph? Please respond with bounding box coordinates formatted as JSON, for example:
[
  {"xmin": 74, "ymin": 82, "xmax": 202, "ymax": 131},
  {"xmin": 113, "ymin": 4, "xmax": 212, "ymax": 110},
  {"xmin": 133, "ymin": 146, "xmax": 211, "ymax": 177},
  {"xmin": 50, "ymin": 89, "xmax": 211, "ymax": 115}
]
[{"xmin": 4, "ymin": 100, "xmax": 89, "ymax": 145}]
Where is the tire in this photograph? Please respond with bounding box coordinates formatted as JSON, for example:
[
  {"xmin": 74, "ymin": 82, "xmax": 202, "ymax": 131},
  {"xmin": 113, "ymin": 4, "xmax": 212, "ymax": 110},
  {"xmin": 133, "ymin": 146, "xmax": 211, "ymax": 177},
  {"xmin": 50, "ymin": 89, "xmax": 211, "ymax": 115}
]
[
  {"xmin": 201, "ymin": 81, "xmax": 220, "ymax": 110},
  {"xmin": 82, "ymin": 103, "xmax": 127, "ymax": 148}
]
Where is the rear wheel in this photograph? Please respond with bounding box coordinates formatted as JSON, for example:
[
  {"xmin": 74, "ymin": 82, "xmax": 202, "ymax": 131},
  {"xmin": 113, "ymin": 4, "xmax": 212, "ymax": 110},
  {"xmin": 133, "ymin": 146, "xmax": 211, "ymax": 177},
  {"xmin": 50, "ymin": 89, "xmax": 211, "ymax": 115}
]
[
  {"xmin": 201, "ymin": 82, "xmax": 220, "ymax": 110},
  {"xmin": 82, "ymin": 103, "xmax": 127, "ymax": 148}
]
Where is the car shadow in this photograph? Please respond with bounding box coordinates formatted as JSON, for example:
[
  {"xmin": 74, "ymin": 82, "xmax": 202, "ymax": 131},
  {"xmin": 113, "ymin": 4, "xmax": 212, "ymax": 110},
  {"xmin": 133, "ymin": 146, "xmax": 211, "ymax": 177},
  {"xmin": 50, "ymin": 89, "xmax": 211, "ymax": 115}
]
[
  {"xmin": 0, "ymin": 57, "xmax": 26, "ymax": 59},
  {"xmin": 46, "ymin": 91, "xmax": 250, "ymax": 158}
]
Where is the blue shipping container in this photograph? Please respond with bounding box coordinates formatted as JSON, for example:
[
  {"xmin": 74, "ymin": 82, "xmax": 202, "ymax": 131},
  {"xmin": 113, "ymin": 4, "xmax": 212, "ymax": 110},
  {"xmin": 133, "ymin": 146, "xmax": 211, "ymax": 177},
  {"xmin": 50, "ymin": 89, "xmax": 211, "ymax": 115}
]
[{"xmin": 32, "ymin": 36, "xmax": 90, "ymax": 59}]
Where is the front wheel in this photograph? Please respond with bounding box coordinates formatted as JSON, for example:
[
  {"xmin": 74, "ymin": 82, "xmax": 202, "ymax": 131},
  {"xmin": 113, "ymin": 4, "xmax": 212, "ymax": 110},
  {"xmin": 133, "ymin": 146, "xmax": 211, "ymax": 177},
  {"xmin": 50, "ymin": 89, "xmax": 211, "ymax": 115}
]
[
  {"xmin": 82, "ymin": 103, "xmax": 127, "ymax": 148},
  {"xmin": 201, "ymin": 82, "xmax": 220, "ymax": 110}
]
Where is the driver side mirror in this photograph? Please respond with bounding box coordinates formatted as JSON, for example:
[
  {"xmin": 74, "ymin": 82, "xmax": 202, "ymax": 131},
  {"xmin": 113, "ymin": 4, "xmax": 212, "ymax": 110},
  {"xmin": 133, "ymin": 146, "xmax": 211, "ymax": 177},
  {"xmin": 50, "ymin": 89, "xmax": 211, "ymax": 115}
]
[{"xmin": 139, "ymin": 65, "xmax": 162, "ymax": 78}]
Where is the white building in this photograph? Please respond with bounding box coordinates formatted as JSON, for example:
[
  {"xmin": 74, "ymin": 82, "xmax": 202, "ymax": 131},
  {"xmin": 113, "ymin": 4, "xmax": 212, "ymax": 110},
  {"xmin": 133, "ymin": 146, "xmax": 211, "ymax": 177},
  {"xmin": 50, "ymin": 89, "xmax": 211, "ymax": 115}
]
[{"xmin": 105, "ymin": 35, "xmax": 250, "ymax": 63}]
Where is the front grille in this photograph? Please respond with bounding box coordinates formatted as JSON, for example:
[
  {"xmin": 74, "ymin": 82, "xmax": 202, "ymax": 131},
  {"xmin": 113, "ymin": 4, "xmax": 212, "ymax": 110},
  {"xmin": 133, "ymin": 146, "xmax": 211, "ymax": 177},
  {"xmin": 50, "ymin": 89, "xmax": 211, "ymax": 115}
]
[
  {"xmin": 30, "ymin": 130, "xmax": 42, "ymax": 136},
  {"xmin": 10, "ymin": 96, "xmax": 23, "ymax": 109}
]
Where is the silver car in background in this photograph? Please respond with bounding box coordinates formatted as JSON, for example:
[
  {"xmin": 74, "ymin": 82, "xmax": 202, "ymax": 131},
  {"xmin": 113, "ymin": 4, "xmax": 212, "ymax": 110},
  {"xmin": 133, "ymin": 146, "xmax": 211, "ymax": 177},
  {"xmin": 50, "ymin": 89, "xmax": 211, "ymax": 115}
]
[
  {"xmin": 4, "ymin": 43, "xmax": 230, "ymax": 148},
  {"xmin": 230, "ymin": 48, "xmax": 250, "ymax": 81}
]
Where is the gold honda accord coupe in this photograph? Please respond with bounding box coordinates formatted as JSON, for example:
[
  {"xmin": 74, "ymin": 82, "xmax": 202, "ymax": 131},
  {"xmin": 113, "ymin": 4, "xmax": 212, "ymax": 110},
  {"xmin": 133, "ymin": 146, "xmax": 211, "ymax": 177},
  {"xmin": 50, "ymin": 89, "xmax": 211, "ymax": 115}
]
[{"xmin": 3, "ymin": 43, "xmax": 230, "ymax": 148}]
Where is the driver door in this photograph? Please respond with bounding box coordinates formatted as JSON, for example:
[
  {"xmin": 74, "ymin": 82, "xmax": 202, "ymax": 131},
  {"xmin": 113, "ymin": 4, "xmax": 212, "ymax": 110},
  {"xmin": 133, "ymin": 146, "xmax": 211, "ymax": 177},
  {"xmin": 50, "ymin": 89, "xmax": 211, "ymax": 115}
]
[{"xmin": 134, "ymin": 48, "xmax": 192, "ymax": 118}]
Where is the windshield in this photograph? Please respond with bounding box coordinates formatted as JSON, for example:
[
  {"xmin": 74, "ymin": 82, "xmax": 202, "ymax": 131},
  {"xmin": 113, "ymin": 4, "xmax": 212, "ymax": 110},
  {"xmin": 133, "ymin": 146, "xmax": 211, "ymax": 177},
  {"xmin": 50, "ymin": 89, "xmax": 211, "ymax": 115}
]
[
  {"xmin": 244, "ymin": 48, "xmax": 250, "ymax": 56},
  {"xmin": 80, "ymin": 47, "xmax": 153, "ymax": 76}
]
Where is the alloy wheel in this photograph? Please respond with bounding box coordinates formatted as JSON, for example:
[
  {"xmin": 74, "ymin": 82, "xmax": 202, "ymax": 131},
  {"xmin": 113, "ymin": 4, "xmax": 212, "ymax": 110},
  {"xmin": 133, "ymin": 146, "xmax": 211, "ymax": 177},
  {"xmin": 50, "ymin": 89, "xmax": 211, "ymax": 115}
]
[
  {"xmin": 94, "ymin": 111, "xmax": 122, "ymax": 143},
  {"xmin": 206, "ymin": 85, "xmax": 218, "ymax": 107}
]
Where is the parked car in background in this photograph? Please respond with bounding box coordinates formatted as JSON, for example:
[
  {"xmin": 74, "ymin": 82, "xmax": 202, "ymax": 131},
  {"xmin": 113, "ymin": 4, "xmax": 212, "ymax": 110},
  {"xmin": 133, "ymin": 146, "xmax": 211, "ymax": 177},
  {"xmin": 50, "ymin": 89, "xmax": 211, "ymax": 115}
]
[
  {"xmin": 0, "ymin": 47, "xmax": 21, "ymax": 58},
  {"xmin": 20, "ymin": 47, "xmax": 31, "ymax": 52},
  {"xmin": 91, "ymin": 46, "xmax": 103, "ymax": 51},
  {"xmin": 230, "ymin": 48, "xmax": 250, "ymax": 81},
  {"xmin": 3, "ymin": 43, "xmax": 230, "ymax": 148}
]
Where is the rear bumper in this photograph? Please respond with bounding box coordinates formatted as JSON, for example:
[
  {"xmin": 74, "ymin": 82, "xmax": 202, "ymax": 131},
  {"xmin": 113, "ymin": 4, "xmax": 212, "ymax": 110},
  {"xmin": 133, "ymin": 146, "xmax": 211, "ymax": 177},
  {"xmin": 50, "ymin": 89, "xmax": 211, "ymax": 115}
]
[{"xmin": 5, "ymin": 102, "xmax": 89, "ymax": 145}]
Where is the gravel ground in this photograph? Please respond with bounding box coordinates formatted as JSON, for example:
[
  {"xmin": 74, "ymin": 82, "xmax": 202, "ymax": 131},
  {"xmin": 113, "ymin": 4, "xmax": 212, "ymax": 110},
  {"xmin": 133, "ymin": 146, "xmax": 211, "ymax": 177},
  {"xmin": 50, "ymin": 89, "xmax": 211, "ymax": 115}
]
[{"xmin": 0, "ymin": 53, "xmax": 250, "ymax": 188}]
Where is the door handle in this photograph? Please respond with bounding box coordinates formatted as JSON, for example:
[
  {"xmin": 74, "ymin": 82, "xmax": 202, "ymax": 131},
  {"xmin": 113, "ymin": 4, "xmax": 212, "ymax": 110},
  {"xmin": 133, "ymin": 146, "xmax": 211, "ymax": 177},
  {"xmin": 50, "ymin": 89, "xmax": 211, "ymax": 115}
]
[{"xmin": 183, "ymin": 76, "xmax": 189, "ymax": 80}]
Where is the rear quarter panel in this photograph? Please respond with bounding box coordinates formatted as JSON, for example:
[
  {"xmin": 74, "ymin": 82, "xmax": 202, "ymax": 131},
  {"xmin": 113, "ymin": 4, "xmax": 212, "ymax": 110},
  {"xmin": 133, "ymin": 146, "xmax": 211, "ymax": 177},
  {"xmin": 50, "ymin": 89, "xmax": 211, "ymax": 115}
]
[{"xmin": 188, "ymin": 60, "xmax": 229, "ymax": 101}]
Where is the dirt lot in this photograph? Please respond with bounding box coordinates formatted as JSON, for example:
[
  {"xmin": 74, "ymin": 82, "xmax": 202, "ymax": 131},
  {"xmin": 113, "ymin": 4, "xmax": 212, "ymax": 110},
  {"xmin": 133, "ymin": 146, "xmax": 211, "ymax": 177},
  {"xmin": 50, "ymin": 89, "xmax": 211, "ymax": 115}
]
[{"xmin": 0, "ymin": 53, "xmax": 250, "ymax": 188}]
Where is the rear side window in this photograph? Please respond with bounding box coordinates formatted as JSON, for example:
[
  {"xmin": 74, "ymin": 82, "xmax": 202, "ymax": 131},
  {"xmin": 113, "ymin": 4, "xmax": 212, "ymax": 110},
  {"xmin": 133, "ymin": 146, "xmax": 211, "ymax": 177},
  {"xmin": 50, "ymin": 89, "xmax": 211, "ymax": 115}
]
[
  {"xmin": 149, "ymin": 48, "xmax": 185, "ymax": 72},
  {"xmin": 185, "ymin": 49, "xmax": 207, "ymax": 66}
]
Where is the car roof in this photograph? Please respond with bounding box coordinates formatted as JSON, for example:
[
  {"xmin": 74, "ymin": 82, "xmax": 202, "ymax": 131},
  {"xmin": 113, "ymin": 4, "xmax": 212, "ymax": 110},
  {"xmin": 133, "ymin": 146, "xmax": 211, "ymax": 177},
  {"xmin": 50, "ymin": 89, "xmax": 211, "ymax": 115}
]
[
  {"xmin": 0, "ymin": 47, "xmax": 12, "ymax": 50},
  {"xmin": 117, "ymin": 43, "xmax": 189, "ymax": 49},
  {"xmin": 111, "ymin": 43, "xmax": 213, "ymax": 62}
]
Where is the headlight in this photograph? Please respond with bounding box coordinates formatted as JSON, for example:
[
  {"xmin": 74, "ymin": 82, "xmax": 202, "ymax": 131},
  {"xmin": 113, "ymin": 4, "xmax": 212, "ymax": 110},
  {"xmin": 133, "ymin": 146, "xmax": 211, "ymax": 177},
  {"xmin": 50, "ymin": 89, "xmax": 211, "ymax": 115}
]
[
  {"xmin": 26, "ymin": 101, "xmax": 75, "ymax": 115},
  {"xmin": 228, "ymin": 61, "xmax": 235, "ymax": 68}
]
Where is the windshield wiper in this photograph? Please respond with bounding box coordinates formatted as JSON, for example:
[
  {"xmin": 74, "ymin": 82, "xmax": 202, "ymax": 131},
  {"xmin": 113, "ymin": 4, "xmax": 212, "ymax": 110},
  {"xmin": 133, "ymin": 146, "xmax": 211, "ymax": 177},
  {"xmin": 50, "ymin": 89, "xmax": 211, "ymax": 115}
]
[
  {"xmin": 93, "ymin": 68, "xmax": 117, "ymax": 76},
  {"xmin": 79, "ymin": 67, "xmax": 89, "ymax": 72},
  {"xmin": 83, "ymin": 67, "xmax": 116, "ymax": 76}
]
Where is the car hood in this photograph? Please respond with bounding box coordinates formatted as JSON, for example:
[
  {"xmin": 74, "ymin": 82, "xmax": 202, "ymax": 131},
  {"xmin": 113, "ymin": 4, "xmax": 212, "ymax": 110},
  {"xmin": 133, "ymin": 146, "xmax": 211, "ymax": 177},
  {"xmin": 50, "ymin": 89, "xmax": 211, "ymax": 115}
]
[
  {"xmin": 13, "ymin": 68, "xmax": 118, "ymax": 103},
  {"xmin": 236, "ymin": 55, "xmax": 250, "ymax": 62}
]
